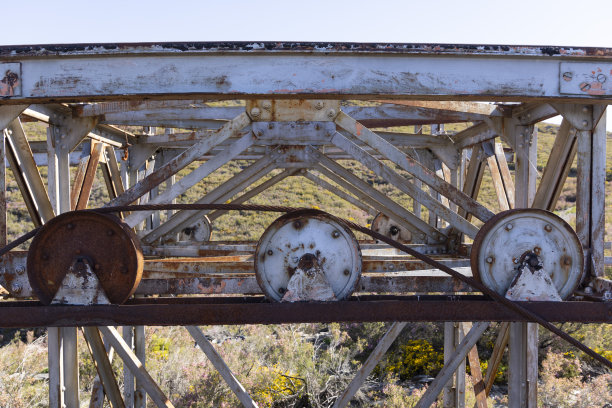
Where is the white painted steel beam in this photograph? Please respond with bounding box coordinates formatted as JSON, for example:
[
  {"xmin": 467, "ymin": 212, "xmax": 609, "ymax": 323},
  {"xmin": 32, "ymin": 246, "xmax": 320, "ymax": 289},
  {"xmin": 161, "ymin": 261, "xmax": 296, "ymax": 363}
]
[
  {"xmin": 2, "ymin": 44, "xmax": 612, "ymax": 102},
  {"xmin": 108, "ymin": 112, "xmax": 251, "ymax": 208}
]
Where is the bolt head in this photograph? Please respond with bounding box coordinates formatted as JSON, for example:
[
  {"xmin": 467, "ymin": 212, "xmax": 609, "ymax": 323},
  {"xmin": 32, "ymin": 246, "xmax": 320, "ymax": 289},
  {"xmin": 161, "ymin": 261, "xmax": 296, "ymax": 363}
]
[
  {"xmin": 256, "ymin": 130, "xmax": 264, "ymax": 137},
  {"xmin": 582, "ymin": 106, "xmax": 589, "ymax": 113},
  {"xmin": 314, "ymin": 101, "xmax": 324, "ymax": 110},
  {"xmin": 268, "ymin": 122, "xmax": 274, "ymax": 129},
  {"xmin": 250, "ymin": 107, "xmax": 261, "ymax": 118},
  {"xmin": 505, "ymin": 223, "xmax": 513, "ymax": 231},
  {"xmin": 267, "ymin": 249, "xmax": 273, "ymax": 256},
  {"xmin": 582, "ymin": 120, "xmax": 588, "ymax": 127},
  {"xmin": 584, "ymin": 286, "xmax": 593, "ymax": 294},
  {"xmin": 486, "ymin": 256, "xmax": 494, "ymax": 264},
  {"xmin": 327, "ymin": 109, "xmax": 336, "ymax": 118},
  {"xmin": 262, "ymin": 101, "xmax": 272, "ymax": 110},
  {"xmin": 332, "ymin": 230, "xmax": 340, "ymax": 238},
  {"xmin": 343, "ymin": 269, "xmax": 350, "ymax": 276},
  {"xmin": 544, "ymin": 224, "xmax": 552, "ymax": 232}
]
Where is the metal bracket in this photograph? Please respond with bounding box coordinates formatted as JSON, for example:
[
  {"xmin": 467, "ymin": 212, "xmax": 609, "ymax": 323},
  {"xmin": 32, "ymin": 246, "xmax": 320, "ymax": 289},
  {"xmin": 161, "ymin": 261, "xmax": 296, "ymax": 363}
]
[
  {"xmin": 246, "ymin": 99, "xmax": 341, "ymax": 121},
  {"xmin": 251, "ymin": 121, "xmax": 335, "ymax": 144},
  {"xmin": 560, "ymin": 62, "xmax": 612, "ymax": 96}
]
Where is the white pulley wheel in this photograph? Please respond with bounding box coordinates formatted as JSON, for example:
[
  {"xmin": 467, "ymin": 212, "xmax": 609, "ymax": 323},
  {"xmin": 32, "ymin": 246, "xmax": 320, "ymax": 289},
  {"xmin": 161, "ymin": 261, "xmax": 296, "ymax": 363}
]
[
  {"xmin": 471, "ymin": 209, "xmax": 584, "ymax": 300},
  {"xmin": 254, "ymin": 210, "xmax": 362, "ymax": 301}
]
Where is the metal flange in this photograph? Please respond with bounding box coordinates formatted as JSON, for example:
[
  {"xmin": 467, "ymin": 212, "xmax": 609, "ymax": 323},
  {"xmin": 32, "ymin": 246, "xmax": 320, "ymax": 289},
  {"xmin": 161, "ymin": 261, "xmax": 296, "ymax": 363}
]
[
  {"xmin": 471, "ymin": 209, "xmax": 584, "ymax": 300},
  {"xmin": 371, "ymin": 212, "xmax": 414, "ymax": 243},
  {"xmin": 180, "ymin": 215, "xmax": 212, "ymax": 242},
  {"xmin": 254, "ymin": 210, "xmax": 362, "ymax": 302},
  {"xmin": 27, "ymin": 211, "xmax": 144, "ymax": 305}
]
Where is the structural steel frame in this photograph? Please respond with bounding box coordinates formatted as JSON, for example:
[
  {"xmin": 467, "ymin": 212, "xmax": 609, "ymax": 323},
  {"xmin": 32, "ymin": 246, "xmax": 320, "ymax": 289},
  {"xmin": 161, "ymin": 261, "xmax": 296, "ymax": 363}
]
[{"xmin": 1, "ymin": 42, "xmax": 611, "ymax": 408}]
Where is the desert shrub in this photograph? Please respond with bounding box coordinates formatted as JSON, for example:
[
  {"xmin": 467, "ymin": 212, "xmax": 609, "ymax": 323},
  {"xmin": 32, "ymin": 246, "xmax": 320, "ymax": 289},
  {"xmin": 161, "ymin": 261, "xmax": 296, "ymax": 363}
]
[
  {"xmin": 384, "ymin": 339, "xmax": 444, "ymax": 380},
  {"xmin": 149, "ymin": 334, "xmax": 171, "ymax": 360},
  {"xmin": 539, "ymin": 351, "xmax": 612, "ymax": 408}
]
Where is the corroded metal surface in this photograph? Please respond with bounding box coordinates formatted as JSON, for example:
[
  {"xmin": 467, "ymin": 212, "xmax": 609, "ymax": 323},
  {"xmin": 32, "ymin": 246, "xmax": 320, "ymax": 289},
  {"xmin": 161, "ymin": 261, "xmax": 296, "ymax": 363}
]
[
  {"xmin": 1, "ymin": 42, "xmax": 611, "ymax": 58},
  {"xmin": 27, "ymin": 211, "xmax": 143, "ymax": 304},
  {"xmin": 254, "ymin": 210, "xmax": 362, "ymax": 301},
  {"xmin": 471, "ymin": 209, "xmax": 584, "ymax": 300},
  {"xmin": 0, "ymin": 296, "xmax": 608, "ymax": 328}
]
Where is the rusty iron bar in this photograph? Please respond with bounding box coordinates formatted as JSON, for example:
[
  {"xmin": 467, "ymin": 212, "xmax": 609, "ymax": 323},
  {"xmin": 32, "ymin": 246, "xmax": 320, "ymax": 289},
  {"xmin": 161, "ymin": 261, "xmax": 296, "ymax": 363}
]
[
  {"xmin": 1, "ymin": 204, "xmax": 611, "ymax": 369},
  {"xmin": 0, "ymin": 297, "xmax": 609, "ymax": 327}
]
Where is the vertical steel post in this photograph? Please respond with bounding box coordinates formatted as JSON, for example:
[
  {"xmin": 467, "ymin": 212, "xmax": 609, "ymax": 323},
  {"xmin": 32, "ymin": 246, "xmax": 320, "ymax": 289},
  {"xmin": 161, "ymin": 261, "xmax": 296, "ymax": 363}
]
[
  {"xmin": 59, "ymin": 140, "xmax": 80, "ymax": 407},
  {"xmin": 134, "ymin": 325, "xmax": 147, "ymax": 408},
  {"xmin": 46, "ymin": 124, "xmax": 63, "ymax": 408},
  {"xmin": 443, "ymin": 322, "xmax": 466, "ymax": 408},
  {"xmin": 577, "ymin": 108, "xmax": 607, "ymax": 278},
  {"xmin": 0, "ymin": 130, "xmax": 6, "ymax": 248},
  {"xmin": 123, "ymin": 326, "xmax": 135, "ymax": 408},
  {"xmin": 509, "ymin": 123, "xmax": 538, "ymax": 408}
]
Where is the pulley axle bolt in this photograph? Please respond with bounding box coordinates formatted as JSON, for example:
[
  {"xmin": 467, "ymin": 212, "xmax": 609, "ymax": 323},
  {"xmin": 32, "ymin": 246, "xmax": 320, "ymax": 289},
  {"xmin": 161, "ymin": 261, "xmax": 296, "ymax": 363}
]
[
  {"xmin": 486, "ymin": 256, "xmax": 494, "ymax": 264},
  {"xmin": 505, "ymin": 223, "xmax": 513, "ymax": 231},
  {"xmin": 332, "ymin": 230, "xmax": 340, "ymax": 238},
  {"xmin": 544, "ymin": 224, "xmax": 552, "ymax": 232}
]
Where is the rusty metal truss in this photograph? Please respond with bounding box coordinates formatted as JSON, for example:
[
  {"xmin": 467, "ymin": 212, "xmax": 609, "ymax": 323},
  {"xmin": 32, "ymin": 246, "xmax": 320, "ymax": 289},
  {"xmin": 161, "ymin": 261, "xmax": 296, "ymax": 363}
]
[{"xmin": 1, "ymin": 41, "xmax": 611, "ymax": 408}]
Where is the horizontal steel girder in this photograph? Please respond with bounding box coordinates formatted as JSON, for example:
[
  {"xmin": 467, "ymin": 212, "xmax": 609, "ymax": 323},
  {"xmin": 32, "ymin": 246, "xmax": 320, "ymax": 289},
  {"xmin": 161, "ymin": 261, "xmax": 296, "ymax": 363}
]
[
  {"xmin": 0, "ymin": 297, "xmax": 608, "ymax": 327},
  {"xmin": 1, "ymin": 42, "xmax": 612, "ymax": 103}
]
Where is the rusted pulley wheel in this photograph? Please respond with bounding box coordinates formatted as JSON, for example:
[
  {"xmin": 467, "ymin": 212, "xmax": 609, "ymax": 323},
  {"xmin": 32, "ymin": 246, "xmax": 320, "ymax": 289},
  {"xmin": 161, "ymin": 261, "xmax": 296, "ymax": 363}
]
[
  {"xmin": 254, "ymin": 209, "xmax": 362, "ymax": 302},
  {"xmin": 471, "ymin": 209, "xmax": 584, "ymax": 300},
  {"xmin": 27, "ymin": 211, "xmax": 144, "ymax": 305}
]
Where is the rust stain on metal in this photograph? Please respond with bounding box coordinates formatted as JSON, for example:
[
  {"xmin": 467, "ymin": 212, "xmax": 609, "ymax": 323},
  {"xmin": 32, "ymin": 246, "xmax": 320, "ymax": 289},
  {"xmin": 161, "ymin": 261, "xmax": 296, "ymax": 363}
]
[
  {"xmin": 27, "ymin": 211, "xmax": 143, "ymax": 305},
  {"xmin": 0, "ymin": 70, "xmax": 19, "ymax": 96},
  {"xmin": 1, "ymin": 42, "xmax": 611, "ymax": 58}
]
